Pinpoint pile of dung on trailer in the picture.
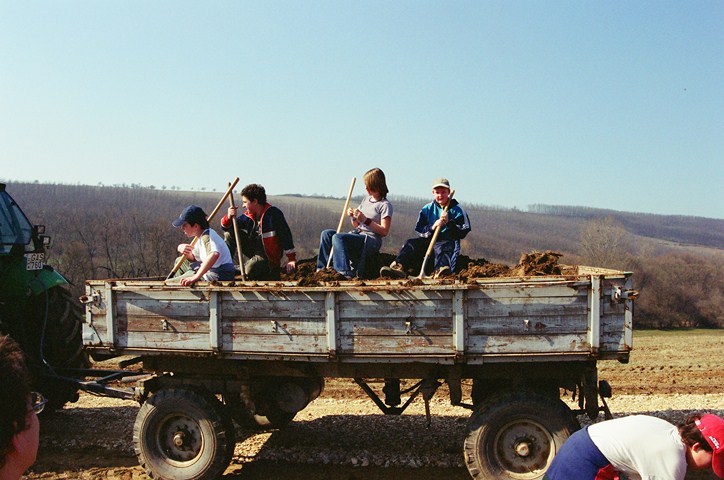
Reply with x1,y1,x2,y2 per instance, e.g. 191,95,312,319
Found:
281,250,573,287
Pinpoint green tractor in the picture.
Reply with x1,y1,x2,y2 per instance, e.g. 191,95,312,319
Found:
0,183,87,409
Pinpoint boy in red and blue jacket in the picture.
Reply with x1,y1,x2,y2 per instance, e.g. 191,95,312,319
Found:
220,183,296,280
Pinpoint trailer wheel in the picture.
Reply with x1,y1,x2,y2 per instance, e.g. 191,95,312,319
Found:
133,389,235,480
464,392,579,480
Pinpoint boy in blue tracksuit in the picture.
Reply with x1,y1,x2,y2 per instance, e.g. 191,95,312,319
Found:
381,178,471,278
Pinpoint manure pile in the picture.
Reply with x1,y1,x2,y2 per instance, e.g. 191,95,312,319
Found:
281,250,571,286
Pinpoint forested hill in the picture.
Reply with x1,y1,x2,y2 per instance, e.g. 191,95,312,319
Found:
5,181,723,328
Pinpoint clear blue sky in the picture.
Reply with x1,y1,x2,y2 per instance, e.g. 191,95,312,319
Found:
1,1,722,219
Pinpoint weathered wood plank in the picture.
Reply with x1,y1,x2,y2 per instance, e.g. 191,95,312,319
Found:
468,284,587,300
467,314,588,335
120,315,210,334
118,300,209,318
222,333,326,354
465,302,588,318
337,290,452,302
338,317,453,336
339,335,453,355
118,332,210,350
337,290,453,319
116,290,209,302
338,301,453,319
222,318,327,336
467,334,591,354
224,290,327,303
222,291,325,318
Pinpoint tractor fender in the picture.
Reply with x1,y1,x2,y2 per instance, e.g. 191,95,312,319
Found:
28,266,69,296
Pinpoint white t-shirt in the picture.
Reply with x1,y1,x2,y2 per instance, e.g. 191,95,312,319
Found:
588,415,687,480
193,229,233,268
355,195,393,242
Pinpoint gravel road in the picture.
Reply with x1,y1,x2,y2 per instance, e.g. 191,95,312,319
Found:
26,331,724,479
28,388,723,480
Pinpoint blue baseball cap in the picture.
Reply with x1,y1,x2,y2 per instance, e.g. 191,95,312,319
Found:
172,205,206,227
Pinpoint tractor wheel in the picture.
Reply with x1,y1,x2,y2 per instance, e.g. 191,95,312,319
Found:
133,388,236,480
26,286,89,410
464,391,580,480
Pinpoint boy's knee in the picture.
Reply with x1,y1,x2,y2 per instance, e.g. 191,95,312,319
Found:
245,255,271,280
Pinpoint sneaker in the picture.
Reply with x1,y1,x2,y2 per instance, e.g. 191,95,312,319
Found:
380,261,407,279
432,266,451,279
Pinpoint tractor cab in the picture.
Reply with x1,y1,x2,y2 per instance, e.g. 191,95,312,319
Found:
0,183,51,267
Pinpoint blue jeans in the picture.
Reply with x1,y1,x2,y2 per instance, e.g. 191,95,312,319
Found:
396,237,461,275
544,426,609,480
316,229,381,278
168,260,235,283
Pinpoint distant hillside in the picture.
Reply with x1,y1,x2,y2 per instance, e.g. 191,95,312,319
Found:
527,204,723,249
5,181,723,329
8,182,722,265
270,193,723,264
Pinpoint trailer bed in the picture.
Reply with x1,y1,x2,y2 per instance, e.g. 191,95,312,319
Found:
82,266,633,365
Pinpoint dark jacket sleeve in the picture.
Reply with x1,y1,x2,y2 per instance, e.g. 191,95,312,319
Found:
223,214,255,237
445,201,472,240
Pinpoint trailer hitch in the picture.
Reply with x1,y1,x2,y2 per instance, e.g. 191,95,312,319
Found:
42,367,146,401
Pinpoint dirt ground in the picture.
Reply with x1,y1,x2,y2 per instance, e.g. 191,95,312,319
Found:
25,330,723,480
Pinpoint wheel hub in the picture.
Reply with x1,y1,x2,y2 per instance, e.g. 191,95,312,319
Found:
173,430,187,447
494,419,554,478
159,417,202,462
514,439,531,457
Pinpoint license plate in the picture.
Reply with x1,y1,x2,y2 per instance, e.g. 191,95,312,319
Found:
25,253,45,271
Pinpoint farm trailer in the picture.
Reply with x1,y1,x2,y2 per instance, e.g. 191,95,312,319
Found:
81,266,636,480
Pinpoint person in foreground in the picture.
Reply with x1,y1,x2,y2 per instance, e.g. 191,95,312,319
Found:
317,168,392,279
544,413,724,480
220,183,297,280
0,335,44,480
168,205,235,286
380,177,471,279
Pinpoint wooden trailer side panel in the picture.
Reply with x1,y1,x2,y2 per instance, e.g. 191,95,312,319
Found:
220,290,328,354
337,290,455,355
82,272,634,361
465,283,591,354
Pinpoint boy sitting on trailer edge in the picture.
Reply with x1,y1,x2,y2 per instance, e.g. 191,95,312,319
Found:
168,204,235,286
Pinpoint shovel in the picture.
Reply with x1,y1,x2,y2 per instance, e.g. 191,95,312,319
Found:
227,183,246,281
326,177,357,269
418,189,455,279
166,178,240,279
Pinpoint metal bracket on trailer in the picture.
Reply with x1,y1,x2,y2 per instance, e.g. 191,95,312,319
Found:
353,377,442,428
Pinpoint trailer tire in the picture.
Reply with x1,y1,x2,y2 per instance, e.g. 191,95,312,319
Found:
133,389,235,480
464,392,579,480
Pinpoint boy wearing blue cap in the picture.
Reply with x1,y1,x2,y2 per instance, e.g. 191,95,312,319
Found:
168,205,235,285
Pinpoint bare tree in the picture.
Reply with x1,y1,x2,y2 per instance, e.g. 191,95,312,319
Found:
579,216,633,269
